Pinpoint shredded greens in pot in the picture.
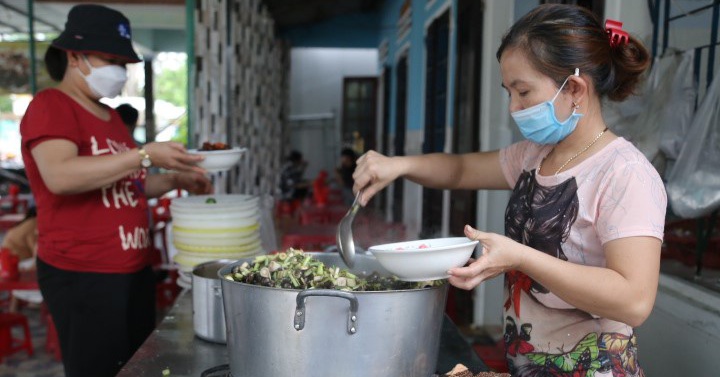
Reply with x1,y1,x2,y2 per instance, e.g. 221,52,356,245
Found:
224,248,444,291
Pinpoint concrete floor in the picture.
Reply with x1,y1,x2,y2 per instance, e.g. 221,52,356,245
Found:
660,258,720,294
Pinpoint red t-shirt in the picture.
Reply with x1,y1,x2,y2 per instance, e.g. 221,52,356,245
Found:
20,89,151,273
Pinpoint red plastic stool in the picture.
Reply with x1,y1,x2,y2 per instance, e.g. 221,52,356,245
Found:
45,314,61,362
281,233,336,251
276,200,301,218
0,312,33,362
156,269,181,311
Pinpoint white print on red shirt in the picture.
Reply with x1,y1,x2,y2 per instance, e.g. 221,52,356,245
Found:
101,181,140,209
119,225,151,250
91,135,131,155
90,135,146,210
90,136,149,251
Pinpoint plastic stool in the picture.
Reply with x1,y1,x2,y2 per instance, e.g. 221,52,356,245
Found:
156,269,181,311
45,314,61,362
276,200,301,218
0,312,33,362
281,233,336,251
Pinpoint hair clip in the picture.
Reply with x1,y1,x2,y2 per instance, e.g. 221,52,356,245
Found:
605,19,629,48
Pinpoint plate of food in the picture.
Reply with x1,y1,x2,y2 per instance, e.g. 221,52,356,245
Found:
189,142,246,172
368,237,479,281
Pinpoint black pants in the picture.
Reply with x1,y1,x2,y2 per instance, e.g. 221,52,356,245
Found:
37,257,156,377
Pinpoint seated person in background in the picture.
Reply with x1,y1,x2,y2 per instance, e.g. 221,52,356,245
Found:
334,148,357,205
279,150,309,207
115,103,142,146
2,206,37,263
1,206,42,311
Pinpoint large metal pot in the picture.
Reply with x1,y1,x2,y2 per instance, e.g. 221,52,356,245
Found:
192,259,234,343
218,253,449,377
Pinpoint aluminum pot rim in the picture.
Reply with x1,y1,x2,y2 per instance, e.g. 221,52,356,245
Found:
193,258,238,280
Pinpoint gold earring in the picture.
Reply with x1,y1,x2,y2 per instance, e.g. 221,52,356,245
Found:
572,101,580,109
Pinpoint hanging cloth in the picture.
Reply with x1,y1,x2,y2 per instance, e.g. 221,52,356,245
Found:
658,50,697,160
606,50,697,164
666,73,720,218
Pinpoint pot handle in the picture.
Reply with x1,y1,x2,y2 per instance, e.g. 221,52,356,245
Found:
294,289,359,335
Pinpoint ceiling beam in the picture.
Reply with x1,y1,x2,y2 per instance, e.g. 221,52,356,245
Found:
0,0,62,31
35,0,184,4
0,19,21,33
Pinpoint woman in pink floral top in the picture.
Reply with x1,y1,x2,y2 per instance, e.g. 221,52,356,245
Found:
353,4,665,376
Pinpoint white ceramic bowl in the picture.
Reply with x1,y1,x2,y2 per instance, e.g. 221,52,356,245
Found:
170,194,259,211
172,228,260,247
188,147,246,172
172,216,258,230
367,237,479,281
173,239,263,254
170,205,258,217
171,208,259,222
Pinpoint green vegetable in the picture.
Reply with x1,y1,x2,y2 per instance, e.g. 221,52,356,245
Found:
162,368,170,376
205,197,217,204
225,248,444,291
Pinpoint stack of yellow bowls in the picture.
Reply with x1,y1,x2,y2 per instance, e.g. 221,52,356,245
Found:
170,194,264,273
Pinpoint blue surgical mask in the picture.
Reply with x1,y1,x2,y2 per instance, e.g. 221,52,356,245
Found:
510,72,583,144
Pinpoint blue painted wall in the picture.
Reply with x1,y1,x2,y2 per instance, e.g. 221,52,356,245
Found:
279,12,381,48
282,0,460,139
377,0,457,136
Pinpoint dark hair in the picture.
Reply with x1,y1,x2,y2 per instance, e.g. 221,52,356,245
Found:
116,103,139,127
340,148,357,160
496,4,650,102
44,46,68,82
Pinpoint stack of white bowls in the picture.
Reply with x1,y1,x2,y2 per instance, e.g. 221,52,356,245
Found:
170,194,264,275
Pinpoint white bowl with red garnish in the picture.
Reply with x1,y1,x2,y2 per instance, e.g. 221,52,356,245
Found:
367,237,479,281
188,147,246,172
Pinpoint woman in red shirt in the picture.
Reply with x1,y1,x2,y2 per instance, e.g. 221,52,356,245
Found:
20,5,212,377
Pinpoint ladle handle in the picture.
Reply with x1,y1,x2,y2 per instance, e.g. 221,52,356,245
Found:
349,191,362,215
294,289,359,335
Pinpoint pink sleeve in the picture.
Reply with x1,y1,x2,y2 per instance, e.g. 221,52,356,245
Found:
596,161,667,244
499,141,533,188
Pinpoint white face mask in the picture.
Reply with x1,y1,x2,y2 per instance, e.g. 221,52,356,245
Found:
78,55,127,99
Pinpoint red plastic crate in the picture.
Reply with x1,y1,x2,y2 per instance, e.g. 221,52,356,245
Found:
663,217,720,268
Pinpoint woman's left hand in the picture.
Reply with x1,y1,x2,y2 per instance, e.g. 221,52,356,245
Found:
175,172,213,195
447,225,524,290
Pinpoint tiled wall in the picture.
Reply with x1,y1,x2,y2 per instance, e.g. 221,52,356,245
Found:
192,0,289,196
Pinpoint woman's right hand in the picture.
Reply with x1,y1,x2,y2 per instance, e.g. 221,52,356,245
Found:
352,150,405,206
142,142,206,173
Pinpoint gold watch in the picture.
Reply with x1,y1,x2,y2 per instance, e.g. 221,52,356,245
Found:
138,148,152,168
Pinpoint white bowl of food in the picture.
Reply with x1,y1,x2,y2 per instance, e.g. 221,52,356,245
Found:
367,237,479,281
188,147,246,172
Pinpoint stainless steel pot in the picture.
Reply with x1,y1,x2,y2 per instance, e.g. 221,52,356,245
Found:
218,253,449,377
192,259,234,343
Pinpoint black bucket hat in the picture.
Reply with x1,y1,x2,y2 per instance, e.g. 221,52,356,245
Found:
51,4,141,63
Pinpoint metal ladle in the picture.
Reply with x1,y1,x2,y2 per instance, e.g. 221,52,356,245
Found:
336,191,362,268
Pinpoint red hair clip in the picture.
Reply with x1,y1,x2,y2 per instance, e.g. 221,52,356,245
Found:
605,19,629,48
